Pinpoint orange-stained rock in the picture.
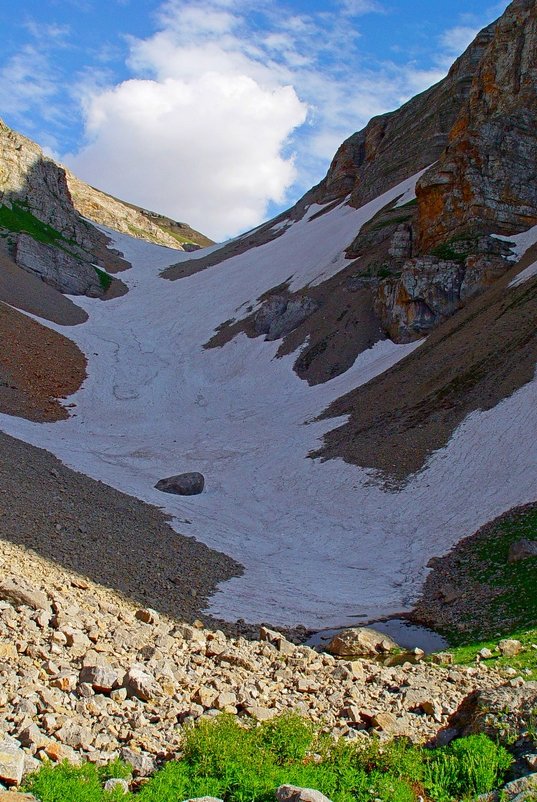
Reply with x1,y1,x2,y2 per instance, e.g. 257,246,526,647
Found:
416,0,537,252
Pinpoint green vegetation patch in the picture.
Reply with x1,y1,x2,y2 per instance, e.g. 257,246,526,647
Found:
0,201,63,245
23,715,513,802
94,266,113,291
454,506,536,642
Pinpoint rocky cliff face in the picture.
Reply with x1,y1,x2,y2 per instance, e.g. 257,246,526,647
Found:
416,0,537,251
305,22,496,210
295,0,537,343
0,119,211,300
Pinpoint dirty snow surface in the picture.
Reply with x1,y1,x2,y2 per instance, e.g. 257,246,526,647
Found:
1,173,537,628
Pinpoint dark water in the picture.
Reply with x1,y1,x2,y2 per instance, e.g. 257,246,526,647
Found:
306,618,448,654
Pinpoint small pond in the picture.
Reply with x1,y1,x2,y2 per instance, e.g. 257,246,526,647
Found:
306,617,448,655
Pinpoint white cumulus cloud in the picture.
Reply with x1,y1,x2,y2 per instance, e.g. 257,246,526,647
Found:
66,2,308,240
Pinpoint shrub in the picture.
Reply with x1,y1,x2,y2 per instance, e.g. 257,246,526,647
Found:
424,734,512,801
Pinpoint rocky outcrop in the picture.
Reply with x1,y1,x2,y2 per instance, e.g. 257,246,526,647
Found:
254,295,319,341
302,23,496,210
416,0,537,251
374,236,514,341
14,234,104,297
447,683,537,750
0,121,94,251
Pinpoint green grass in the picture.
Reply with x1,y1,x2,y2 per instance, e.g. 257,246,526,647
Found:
23,715,513,802
0,201,64,245
449,627,537,679
429,242,468,264
425,504,537,678
94,266,113,291
449,506,536,643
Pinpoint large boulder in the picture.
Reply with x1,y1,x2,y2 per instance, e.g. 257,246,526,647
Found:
155,472,205,496
326,627,399,657
446,683,537,750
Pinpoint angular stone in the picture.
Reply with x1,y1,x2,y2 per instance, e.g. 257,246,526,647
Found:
0,644,17,661
0,740,25,787
17,724,49,751
498,639,523,657
326,627,399,657
244,706,277,722
135,608,159,625
277,786,333,802
119,748,155,776
155,472,205,496
79,663,120,693
123,666,162,701
371,711,402,733
0,578,48,611
55,722,93,750
259,626,295,655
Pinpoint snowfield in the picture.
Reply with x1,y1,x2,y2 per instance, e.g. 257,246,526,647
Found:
1,171,536,628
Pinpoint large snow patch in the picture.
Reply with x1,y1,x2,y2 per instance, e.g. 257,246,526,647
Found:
1,171,536,628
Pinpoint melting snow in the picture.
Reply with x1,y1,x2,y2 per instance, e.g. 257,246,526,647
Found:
1,169,536,628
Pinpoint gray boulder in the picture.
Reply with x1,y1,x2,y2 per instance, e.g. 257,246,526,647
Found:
155,472,205,496
277,786,332,802
266,297,319,340
254,296,288,335
508,539,537,563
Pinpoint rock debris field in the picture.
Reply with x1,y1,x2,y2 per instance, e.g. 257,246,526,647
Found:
0,532,516,790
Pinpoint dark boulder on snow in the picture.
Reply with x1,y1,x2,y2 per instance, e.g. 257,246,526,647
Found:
155,472,205,496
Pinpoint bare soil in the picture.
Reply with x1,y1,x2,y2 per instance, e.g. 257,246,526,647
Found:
0,300,87,421
0,430,242,626
0,250,88,325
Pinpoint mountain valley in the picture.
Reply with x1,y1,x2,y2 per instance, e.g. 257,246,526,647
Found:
0,0,536,797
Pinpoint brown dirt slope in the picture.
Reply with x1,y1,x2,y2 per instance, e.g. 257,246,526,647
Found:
0,302,87,421
0,250,88,325
0,431,242,624
314,252,537,481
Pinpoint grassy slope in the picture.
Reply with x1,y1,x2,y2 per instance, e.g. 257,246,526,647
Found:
411,503,537,677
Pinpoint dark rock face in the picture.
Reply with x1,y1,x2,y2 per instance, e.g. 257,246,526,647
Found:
447,683,537,750
14,234,104,297
416,0,537,250
254,295,319,341
155,472,205,496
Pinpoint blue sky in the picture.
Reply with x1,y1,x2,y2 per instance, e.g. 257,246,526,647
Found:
0,0,509,239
